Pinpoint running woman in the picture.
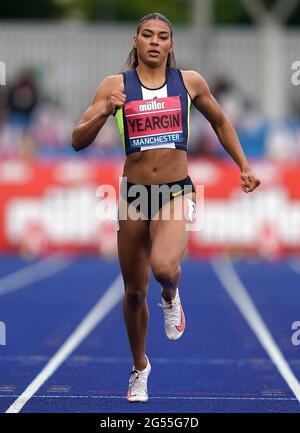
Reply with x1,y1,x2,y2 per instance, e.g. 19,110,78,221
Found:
72,12,261,403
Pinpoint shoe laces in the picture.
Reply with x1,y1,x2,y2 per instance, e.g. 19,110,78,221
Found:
158,297,181,325
128,369,147,394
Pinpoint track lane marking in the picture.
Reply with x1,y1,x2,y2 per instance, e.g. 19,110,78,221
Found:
0,254,70,296
288,260,300,276
0,394,298,401
5,273,124,413
211,257,300,404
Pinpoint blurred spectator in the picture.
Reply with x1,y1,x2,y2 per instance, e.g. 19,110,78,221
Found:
189,73,249,156
0,68,39,157
213,74,246,128
266,120,300,160
30,100,73,155
93,116,122,152
0,85,10,124
0,67,75,158
189,73,269,158
9,69,39,157
9,68,38,126
0,65,123,158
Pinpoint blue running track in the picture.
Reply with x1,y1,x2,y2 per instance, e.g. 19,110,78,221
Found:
0,255,300,413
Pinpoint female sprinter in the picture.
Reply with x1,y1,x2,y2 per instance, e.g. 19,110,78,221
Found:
72,12,261,403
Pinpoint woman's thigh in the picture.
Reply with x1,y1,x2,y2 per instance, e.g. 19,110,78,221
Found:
149,192,196,265
117,202,152,287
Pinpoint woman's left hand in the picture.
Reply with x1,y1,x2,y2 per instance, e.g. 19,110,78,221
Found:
240,167,261,193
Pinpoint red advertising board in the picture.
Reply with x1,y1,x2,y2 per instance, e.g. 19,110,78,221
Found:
0,157,299,258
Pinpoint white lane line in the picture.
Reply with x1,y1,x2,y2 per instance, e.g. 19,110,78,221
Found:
5,273,124,413
0,395,297,401
0,355,277,365
211,257,300,404
287,260,300,275
0,255,71,296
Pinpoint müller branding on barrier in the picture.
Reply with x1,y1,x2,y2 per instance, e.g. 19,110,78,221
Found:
1,159,300,256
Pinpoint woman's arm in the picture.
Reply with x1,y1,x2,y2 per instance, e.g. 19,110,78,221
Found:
72,74,125,151
182,70,260,193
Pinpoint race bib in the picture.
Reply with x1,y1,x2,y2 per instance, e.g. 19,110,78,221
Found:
124,96,183,150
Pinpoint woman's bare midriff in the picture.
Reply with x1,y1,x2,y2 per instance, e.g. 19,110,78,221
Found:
122,148,188,184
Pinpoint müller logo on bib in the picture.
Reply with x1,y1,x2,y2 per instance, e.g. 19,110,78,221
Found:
138,99,166,111
125,96,184,149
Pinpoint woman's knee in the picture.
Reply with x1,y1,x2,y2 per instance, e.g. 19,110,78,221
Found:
124,283,148,310
151,257,179,283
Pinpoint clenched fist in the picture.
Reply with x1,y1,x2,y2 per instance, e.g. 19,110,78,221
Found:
105,87,127,116
240,167,261,193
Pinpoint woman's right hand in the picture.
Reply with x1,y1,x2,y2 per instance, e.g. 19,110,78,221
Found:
105,87,127,116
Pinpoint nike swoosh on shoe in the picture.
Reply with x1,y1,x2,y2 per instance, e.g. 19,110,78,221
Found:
175,303,185,332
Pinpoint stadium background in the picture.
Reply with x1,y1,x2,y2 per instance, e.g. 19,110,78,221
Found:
1,0,300,414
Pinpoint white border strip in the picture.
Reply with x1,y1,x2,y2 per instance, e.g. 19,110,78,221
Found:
0,255,70,296
5,273,124,413
211,257,300,404
1,395,297,402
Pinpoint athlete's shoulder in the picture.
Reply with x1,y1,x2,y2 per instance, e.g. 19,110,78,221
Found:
101,74,124,90
180,70,206,82
92,74,124,103
180,70,210,100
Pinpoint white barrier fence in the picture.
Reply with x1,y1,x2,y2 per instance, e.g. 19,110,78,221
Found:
0,22,299,120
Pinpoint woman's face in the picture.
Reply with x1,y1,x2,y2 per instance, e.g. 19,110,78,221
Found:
134,19,173,67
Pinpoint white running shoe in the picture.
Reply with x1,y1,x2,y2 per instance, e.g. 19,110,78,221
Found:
127,354,151,403
158,287,186,340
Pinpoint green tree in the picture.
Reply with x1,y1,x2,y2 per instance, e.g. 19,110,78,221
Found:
0,0,65,19
215,0,300,25
215,0,251,24
0,0,299,25
70,0,189,23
